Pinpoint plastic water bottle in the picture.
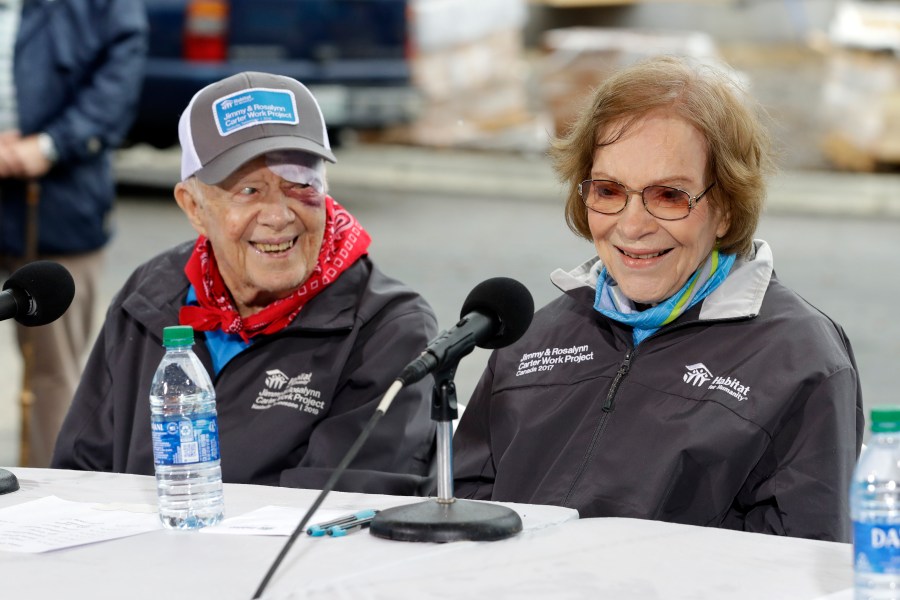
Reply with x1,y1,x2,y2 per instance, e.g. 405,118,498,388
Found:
149,325,224,529
851,406,900,599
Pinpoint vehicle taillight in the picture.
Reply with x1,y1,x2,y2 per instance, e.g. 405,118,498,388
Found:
184,0,229,62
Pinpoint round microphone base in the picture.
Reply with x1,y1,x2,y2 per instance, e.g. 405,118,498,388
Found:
369,498,522,543
0,468,19,495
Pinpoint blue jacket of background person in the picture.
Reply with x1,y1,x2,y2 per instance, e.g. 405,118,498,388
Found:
0,0,148,257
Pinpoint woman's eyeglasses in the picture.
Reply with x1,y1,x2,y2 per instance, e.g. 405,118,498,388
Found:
577,179,716,221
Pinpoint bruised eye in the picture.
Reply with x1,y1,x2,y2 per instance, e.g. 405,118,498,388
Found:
286,183,323,205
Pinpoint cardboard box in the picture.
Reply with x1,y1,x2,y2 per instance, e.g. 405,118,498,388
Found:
412,29,527,103
374,21,541,149
411,0,527,52
374,79,534,148
536,27,734,137
820,47,900,170
828,1,900,54
821,2,900,170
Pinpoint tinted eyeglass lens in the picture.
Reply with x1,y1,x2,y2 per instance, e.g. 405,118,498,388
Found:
582,180,628,213
644,186,691,219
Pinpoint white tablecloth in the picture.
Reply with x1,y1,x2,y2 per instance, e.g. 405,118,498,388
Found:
0,467,853,600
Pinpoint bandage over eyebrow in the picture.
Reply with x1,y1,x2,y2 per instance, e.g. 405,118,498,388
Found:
265,151,325,193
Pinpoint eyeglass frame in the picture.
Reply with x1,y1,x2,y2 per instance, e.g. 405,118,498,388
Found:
577,179,717,221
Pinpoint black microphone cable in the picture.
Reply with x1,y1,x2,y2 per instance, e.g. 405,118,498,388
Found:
251,380,404,599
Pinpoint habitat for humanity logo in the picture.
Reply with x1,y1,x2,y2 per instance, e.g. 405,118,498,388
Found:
252,369,324,414
683,363,713,386
683,363,750,402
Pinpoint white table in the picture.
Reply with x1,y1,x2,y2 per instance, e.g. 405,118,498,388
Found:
0,467,853,600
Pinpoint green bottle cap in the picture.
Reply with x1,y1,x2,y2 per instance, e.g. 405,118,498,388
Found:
162,325,194,347
871,407,900,433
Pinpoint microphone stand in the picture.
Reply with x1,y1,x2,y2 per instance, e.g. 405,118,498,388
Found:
369,362,522,542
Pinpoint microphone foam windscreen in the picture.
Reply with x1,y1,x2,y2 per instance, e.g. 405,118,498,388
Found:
461,277,534,349
3,260,76,326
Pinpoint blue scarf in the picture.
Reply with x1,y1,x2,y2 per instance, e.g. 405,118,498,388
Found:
593,248,736,346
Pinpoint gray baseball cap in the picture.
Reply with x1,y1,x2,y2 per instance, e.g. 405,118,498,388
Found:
178,71,336,184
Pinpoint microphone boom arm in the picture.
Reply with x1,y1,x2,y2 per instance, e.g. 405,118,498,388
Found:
398,312,497,386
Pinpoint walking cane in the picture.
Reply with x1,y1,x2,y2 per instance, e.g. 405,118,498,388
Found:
18,179,39,466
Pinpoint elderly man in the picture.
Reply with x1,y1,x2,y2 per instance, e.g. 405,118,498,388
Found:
52,72,437,495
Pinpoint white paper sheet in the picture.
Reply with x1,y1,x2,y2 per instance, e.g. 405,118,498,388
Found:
200,505,359,536
0,495,160,553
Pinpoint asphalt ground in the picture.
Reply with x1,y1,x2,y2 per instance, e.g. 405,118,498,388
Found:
1,142,899,467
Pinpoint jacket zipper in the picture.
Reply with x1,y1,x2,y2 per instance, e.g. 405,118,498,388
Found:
563,348,634,506
602,350,632,412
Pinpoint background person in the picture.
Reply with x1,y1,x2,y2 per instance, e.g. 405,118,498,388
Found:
452,55,863,541
0,0,148,467
52,72,437,495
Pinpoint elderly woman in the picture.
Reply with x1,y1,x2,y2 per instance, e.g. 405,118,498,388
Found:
52,72,437,495
452,56,863,541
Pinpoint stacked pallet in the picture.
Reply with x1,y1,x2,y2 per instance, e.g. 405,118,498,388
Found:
821,1,900,171
536,27,738,139
370,0,544,150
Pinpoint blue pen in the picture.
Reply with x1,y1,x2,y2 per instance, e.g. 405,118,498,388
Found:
306,509,378,537
327,511,379,537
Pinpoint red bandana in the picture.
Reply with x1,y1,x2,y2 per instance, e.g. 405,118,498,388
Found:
179,196,371,342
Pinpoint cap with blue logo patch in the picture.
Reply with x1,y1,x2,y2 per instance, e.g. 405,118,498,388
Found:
178,71,337,184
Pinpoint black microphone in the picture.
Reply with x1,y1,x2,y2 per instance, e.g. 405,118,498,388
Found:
0,260,75,327
397,277,534,385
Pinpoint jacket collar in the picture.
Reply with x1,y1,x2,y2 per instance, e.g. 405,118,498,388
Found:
551,239,774,321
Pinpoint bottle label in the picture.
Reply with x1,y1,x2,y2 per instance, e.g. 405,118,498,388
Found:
151,413,220,466
854,523,900,574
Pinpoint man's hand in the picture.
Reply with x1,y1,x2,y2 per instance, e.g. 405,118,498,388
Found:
0,131,52,179
13,134,53,179
0,130,23,178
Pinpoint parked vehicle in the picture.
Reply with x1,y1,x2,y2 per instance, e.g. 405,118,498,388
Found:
128,0,421,148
